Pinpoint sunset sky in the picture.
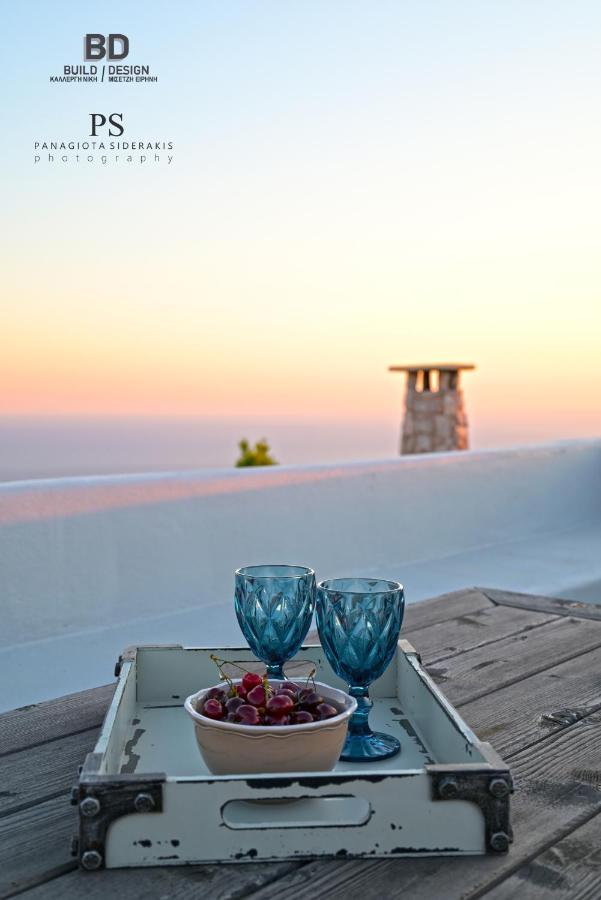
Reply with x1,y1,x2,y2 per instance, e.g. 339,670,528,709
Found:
3,1,600,448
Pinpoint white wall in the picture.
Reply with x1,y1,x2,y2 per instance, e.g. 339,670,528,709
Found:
2,440,600,649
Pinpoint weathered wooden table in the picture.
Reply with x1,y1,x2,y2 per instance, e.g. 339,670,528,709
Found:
2,587,601,899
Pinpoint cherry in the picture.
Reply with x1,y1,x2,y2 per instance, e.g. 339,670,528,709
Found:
247,685,267,707
201,674,341,727
206,687,228,704
242,672,263,691
275,689,297,702
299,691,325,710
237,704,260,725
203,698,225,720
316,703,338,719
266,694,294,717
265,714,291,726
291,710,314,724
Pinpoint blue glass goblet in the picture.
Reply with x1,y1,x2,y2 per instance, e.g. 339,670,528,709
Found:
316,577,405,762
235,565,316,679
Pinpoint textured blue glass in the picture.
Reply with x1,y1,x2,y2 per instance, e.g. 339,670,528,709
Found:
317,578,405,762
235,565,316,678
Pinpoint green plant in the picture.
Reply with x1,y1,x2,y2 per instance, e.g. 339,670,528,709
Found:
235,438,278,468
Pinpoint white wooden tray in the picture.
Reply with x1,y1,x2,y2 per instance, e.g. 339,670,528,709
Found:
71,641,513,869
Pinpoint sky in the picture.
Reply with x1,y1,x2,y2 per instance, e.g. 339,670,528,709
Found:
2,1,600,450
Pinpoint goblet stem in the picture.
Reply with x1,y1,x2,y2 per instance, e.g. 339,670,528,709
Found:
347,686,374,737
341,684,401,762
266,662,285,679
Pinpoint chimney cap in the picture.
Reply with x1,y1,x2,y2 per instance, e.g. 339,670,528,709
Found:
389,363,475,373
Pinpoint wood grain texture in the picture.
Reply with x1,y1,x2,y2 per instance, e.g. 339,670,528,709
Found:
0,796,77,899
9,861,301,900
240,711,601,900
409,605,557,665
307,590,539,660
460,643,601,757
6,639,597,900
482,809,601,899
0,684,114,756
427,615,601,707
0,729,99,818
481,587,601,621
5,587,601,900
403,588,493,632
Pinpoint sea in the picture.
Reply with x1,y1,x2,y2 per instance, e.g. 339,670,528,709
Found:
0,416,402,483
0,415,591,483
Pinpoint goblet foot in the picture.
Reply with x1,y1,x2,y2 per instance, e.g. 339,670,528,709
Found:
266,663,286,679
340,731,401,762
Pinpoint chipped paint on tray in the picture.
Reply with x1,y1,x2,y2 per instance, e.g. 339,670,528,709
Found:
120,727,145,774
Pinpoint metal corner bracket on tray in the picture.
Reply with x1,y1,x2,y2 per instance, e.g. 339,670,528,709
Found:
428,764,514,853
70,752,166,871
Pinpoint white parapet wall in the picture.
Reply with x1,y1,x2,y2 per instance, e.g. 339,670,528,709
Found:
1,439,600,709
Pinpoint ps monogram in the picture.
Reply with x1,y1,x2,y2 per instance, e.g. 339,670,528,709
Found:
89,113,125,137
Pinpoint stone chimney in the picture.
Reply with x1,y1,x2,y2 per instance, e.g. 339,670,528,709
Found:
389,363,475,454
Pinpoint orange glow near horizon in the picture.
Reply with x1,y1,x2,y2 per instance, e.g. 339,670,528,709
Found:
3,237,600,441
3,3,600,448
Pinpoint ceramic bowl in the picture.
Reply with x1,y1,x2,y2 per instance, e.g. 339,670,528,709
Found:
185,679,357,775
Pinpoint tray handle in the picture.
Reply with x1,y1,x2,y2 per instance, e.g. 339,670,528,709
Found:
221,795,371,829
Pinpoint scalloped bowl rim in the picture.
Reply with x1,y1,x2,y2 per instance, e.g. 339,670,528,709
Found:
185,679,357,735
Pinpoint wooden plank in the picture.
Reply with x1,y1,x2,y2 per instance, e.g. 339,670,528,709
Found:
238,710,601,900
0,796,77,899
4,589,597,899
403,588,493,632
307,588,508,655
12,635,601,900
482,809,601,899
426,615,601,707
461,643,601,757
14,655,597,900
410,605,557,666
0,729,99,817
0,684,114,756
481,587,601,621
0,742,299,898
0,757,301,900
0,734,300,898
10,861,301,899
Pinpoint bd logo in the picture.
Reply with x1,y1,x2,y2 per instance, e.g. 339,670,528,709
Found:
84,34,129,60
